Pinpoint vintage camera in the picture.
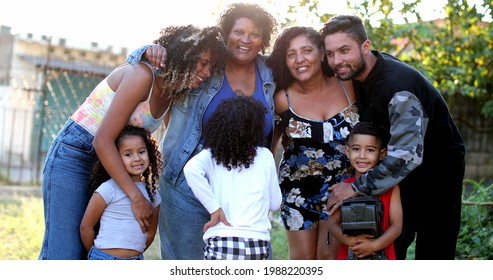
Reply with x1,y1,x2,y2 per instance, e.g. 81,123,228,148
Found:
340,195,387,260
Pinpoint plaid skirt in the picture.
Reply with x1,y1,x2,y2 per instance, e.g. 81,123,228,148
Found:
204,236,270,260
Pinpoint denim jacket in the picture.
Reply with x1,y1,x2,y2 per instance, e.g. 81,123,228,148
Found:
126,47,276,186
126,44,162,76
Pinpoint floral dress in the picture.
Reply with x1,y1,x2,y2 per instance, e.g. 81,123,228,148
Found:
276,86,359,231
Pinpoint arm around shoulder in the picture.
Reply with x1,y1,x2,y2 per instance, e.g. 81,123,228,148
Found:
126,44,167,70
353,92,426,196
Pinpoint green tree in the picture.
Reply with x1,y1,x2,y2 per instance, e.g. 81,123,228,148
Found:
408,1,493,117
286,0,493,118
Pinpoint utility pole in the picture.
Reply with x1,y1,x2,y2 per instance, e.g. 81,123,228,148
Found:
35,35,52,184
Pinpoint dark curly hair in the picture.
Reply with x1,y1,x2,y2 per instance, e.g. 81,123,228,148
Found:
153,25,227,101
218,3,277,54
88,126,163,203
203,96,267,171
266,26,334,91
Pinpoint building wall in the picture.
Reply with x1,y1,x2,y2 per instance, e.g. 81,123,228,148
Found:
0,26,128,183
451,95,493,182
0,26,14,85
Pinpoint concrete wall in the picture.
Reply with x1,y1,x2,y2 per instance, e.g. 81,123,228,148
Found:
450,95,493,182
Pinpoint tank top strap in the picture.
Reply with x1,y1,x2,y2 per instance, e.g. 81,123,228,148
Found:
139,61,156,100
339,79,351,105
285,89,293,109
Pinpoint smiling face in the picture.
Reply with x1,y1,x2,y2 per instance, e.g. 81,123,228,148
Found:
190,50,213,89
226,17,263,65
285,34,324,82
324,32,370,81
345,134,386,177
118,135,150,181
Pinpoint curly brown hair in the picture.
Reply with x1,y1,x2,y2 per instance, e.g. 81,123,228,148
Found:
88,126,163,202
218,2,277,54
154,25,227,101
203,96,267,171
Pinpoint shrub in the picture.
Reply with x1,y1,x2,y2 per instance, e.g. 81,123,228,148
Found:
456,179,493,260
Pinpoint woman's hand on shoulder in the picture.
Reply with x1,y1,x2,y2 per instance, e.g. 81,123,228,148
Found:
144,45,167,69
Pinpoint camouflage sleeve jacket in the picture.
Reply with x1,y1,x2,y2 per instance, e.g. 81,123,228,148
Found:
353,91,428,195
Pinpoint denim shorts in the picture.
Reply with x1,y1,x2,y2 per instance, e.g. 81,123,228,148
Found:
88,246,144,260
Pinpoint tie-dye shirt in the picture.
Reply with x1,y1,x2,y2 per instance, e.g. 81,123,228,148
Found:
71,63,165,135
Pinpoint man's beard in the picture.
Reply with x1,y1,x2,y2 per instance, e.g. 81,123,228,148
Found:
334,51,366,81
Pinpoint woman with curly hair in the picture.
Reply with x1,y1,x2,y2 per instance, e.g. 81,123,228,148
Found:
80,125,163,260
39,25,226,260
266,26,359,259
126,3,278,259
184,97,282,260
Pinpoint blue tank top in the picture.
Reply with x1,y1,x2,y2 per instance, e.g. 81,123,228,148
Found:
201,67,273,146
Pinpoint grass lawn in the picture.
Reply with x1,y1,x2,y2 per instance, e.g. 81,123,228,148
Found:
0,186,288,260
0,185,416,260
0,190,44,260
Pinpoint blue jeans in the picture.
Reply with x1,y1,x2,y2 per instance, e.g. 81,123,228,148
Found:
158,174,210,260
87,246,144,260
38,118,98,260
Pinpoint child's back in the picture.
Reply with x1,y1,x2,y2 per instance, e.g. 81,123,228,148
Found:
184,97,282,260
185,147,281,242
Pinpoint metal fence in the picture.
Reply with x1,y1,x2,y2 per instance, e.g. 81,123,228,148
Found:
0,68,165,185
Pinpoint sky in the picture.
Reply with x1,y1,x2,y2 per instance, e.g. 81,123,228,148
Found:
1,0,448,52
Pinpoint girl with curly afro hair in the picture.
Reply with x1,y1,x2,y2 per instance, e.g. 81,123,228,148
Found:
184,97,282,260
154,25,227,101
203,96,267,170
81,125,163,260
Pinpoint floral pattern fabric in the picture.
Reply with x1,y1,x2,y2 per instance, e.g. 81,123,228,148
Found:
277,102,359,231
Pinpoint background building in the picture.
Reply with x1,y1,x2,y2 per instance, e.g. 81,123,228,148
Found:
0,25,132,183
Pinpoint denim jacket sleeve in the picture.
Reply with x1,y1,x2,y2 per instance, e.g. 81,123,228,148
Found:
126,44,161,76
125,44,155,65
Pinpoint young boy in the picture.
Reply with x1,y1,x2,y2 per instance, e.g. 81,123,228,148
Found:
328,121,403,260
